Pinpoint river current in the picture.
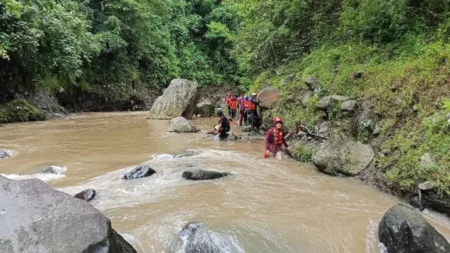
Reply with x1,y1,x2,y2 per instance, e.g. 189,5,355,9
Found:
1,112,449,252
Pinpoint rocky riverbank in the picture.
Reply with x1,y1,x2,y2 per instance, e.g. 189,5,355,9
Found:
255,73,450,219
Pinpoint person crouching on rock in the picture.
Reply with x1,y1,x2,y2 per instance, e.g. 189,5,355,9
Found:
216,110,231,140
265,117,291,160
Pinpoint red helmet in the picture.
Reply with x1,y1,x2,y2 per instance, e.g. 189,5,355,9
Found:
274,117,283,124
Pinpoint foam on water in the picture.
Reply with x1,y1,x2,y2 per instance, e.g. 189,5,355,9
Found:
1,173,65,182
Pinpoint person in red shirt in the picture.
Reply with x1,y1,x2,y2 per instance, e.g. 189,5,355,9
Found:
265,117,291,160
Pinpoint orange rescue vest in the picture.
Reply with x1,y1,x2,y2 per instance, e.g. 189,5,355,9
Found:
273,128,283,145
231,99,238,109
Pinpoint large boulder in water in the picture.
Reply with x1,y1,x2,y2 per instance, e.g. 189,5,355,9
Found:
379,204,450,253
168,117,200,133
257,86,280,109
177,222,244,253
311,139,374,176
149,79,199,119
122,165,156,180
182,170,231,181
0,175,136,253
74,189,96,202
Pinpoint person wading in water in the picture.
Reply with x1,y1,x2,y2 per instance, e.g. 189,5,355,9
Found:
216,110,231,140
265,117,291,160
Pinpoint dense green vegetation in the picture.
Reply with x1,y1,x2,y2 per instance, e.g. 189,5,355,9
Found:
1,0,449,195
229,0,450,194
0,0,248,103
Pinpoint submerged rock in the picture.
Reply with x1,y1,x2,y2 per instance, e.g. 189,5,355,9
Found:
168,117,200,133
39,166,67,175
0,175,136,253
257,86,281,109
182,170,231,181
213,133,238,141
122,165,156,180
74,189,96,202
177,222,244,253
241,125,252,132
379,204,450,253
149,79,199,119
311,139,374,176
0,150,10,159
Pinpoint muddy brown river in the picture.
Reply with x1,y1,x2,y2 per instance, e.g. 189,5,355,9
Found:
1,112,449,252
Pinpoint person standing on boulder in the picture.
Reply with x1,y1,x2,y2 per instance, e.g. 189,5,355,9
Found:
265,117,291,160
216,110,230,140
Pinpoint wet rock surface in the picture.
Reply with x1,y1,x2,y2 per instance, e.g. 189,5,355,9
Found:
168,117,200,133
75,189,96,202
182,170,231,181
122,165,156,180
379,204,450,253
0,175,136,253
311,139,374,176
149,79,199,119
39,166,67,175
176,222,244,253
0,149,10,159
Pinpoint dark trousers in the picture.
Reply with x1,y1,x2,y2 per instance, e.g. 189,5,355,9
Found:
227,106,232,117
239,110,247,126
231,109,236,119
249,110,258,129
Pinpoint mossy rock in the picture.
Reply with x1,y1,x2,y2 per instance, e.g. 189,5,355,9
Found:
0,99,46,123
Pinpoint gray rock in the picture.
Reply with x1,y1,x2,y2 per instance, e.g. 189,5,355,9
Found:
421,191,450,217
409,196,425,211
257,86,280,109
74,189,96,202
149,79,199,119
282,74,296,86
0,150,10,159
39,166,67,175
305,77,322,94
168,117,200,133
446,112,450,121
311,140,374,176
213,133,238,141
122,165,156,180
420,153,437,168
241,125,252,132
182,170,231,181
176,223,244,253
317,121,330,137
351,110,377,143
316,96,350,110
418,181,437,191
0,176,136,253
300,90,313,107
379,204,450,253
196,99,216,117
340,100,358,112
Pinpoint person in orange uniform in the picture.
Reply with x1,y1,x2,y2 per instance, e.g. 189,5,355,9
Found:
265,117,291,160
230,96,238,120
225,93,232,118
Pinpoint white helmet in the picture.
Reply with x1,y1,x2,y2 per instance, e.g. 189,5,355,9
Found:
251,93,257,96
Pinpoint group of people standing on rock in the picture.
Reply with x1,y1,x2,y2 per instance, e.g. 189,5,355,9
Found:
215,93,291,160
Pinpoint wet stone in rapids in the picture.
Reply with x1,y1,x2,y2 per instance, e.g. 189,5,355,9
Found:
75,189,96,202
122,165,156,180
182,169,231,181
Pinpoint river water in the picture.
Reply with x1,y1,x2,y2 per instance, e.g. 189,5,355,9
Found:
1,112,449,253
